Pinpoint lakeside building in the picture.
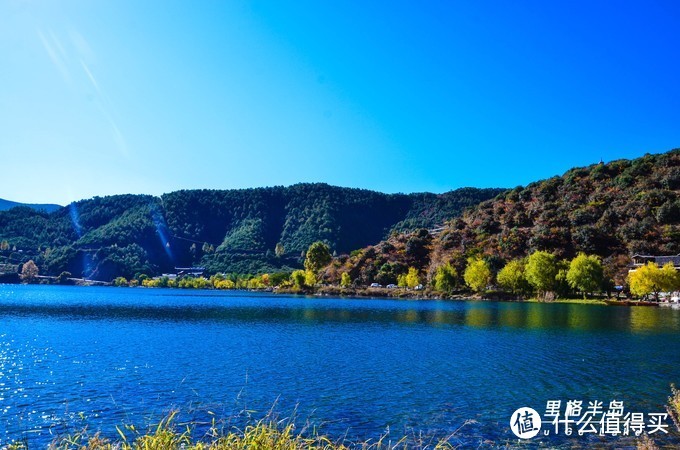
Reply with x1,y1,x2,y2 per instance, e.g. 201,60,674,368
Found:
154,267,206,281
630,254,680,271
175,267,206,277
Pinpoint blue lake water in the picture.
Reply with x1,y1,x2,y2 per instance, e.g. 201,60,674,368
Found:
1,285,679,448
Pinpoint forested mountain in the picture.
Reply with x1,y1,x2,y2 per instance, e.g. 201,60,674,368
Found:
0,198,61,213
0,184,503,280
322,149,680,287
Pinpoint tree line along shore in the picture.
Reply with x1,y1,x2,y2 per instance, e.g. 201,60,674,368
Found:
11,240,676,303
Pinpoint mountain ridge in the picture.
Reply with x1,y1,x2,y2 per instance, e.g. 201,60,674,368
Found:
0,183,504,280
321,149,680,288
0,198,61,213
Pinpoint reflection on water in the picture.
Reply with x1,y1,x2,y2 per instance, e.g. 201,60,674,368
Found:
1,291,679,333
0,285,679,449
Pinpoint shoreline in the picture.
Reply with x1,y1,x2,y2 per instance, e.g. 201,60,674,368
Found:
2,281,630,306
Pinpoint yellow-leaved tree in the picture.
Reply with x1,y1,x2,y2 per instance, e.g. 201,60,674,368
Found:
629,262,680,299
464,257,491,293
340,272,352,288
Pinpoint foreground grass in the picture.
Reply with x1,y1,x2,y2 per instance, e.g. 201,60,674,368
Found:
5,387,680,450
4,413,462,450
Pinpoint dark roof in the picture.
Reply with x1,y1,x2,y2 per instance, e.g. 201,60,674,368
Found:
631,254,680,266
655,255,680,266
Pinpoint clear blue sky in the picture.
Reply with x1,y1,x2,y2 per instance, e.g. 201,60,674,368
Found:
2,1,679,205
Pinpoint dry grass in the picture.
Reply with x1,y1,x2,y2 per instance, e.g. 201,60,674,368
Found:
635,384,680,450
666,384,680,432
636,434,660,450
3,411,463,450
8,384,680,449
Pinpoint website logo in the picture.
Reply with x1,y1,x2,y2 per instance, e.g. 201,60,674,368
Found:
510,407,541,439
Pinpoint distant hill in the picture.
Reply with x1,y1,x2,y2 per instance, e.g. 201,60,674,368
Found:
0,198,61,213
0,184,503,280
321,149,680,287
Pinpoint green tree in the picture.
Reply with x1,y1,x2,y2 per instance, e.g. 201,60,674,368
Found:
376,262,401,286
304,241,332,273
20,260,39,283
434,263,457,292
275,242,285,257
566,253,604,298
340,272,352,288
210,273,226,285
269,272,290,286
113,276,129,287
0,240,9,251
56,271,72,285
291,270,306,288
525,251,558,296
464,257,491,293
554,260,572,299
497,259,529,295
137,274,150,284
